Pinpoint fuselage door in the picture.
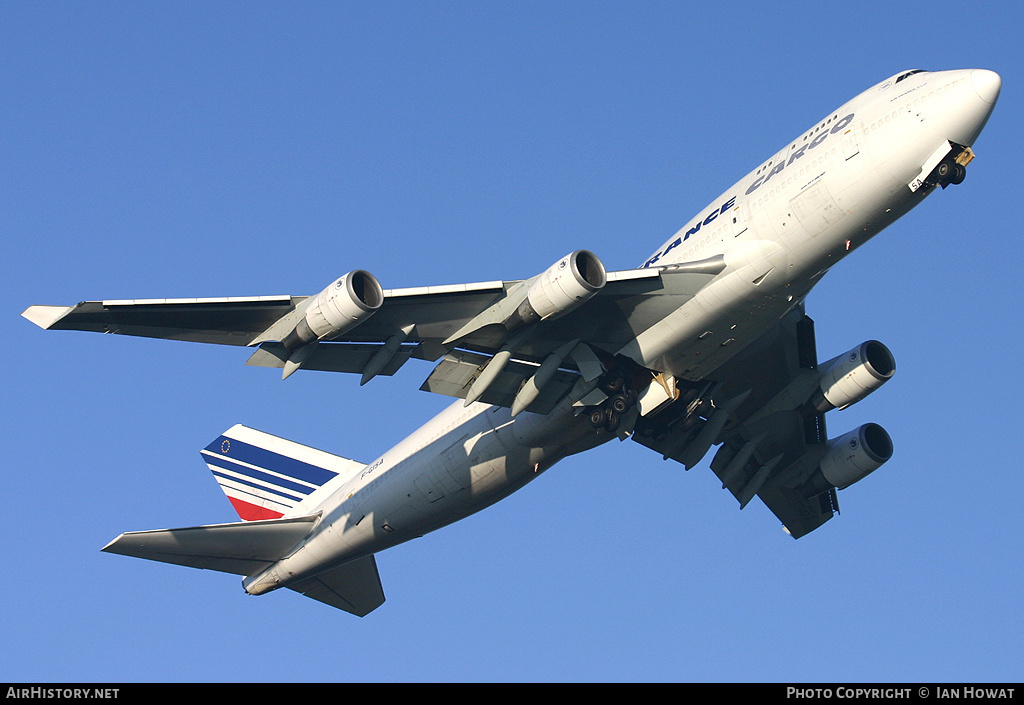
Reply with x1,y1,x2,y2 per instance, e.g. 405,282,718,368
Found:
730,199,748,238
841,121,861,161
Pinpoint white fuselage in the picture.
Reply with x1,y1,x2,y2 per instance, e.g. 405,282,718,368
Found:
244,69,1000,596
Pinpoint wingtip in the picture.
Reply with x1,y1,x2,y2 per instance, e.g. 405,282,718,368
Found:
21,305,72,329
100,533,129,554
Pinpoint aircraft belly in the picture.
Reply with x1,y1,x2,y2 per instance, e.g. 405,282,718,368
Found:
329,400,611,560
620,241,793,380
281,405,551,582
659,296,796,381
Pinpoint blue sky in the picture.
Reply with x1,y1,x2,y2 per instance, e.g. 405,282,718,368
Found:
4,1,1022,683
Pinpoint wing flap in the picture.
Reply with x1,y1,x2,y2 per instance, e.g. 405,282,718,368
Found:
245,341,417,377
420,349,580,413
101,514,319,576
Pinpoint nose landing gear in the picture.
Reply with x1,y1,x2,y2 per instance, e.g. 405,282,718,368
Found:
934,159,966,188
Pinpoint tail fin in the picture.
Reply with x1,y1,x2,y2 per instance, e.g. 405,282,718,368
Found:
201,424,365,521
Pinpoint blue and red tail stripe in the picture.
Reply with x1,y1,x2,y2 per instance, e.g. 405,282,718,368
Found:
201,430,342,521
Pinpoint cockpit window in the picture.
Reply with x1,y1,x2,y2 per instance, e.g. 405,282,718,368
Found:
895,70,927,84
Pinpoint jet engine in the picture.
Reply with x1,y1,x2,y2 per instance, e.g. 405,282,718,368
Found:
505,250,606,329
283,270,384,349
811,423,893,491
812,340,896,412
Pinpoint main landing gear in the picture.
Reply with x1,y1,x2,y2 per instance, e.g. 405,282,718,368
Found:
587,368,637,434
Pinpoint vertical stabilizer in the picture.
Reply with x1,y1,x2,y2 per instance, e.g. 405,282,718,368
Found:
201,425,365,520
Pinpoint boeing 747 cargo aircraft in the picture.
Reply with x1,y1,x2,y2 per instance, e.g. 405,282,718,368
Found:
23,68,1001,616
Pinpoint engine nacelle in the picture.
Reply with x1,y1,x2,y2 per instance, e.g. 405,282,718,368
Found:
283,270,383,349
813,340,896,412
814,423,893,490
506,250,606,329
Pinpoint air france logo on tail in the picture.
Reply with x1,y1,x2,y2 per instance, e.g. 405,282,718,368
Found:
201,426,341,521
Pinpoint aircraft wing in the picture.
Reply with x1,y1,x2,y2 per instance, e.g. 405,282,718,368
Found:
632,306,841,538
22,296,301,347
23,254,726,408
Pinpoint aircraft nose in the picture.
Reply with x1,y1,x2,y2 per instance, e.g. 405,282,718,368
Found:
943,68,1001,146
970,69,1001,105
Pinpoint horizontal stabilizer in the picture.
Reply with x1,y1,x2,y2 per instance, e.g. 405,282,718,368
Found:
288,555,386,617
102,515,319,576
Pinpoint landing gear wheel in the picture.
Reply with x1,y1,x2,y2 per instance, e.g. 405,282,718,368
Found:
604,410,621,434
600,371,625,394
588,404,625,433
934,160,965,189
610,393,631,414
